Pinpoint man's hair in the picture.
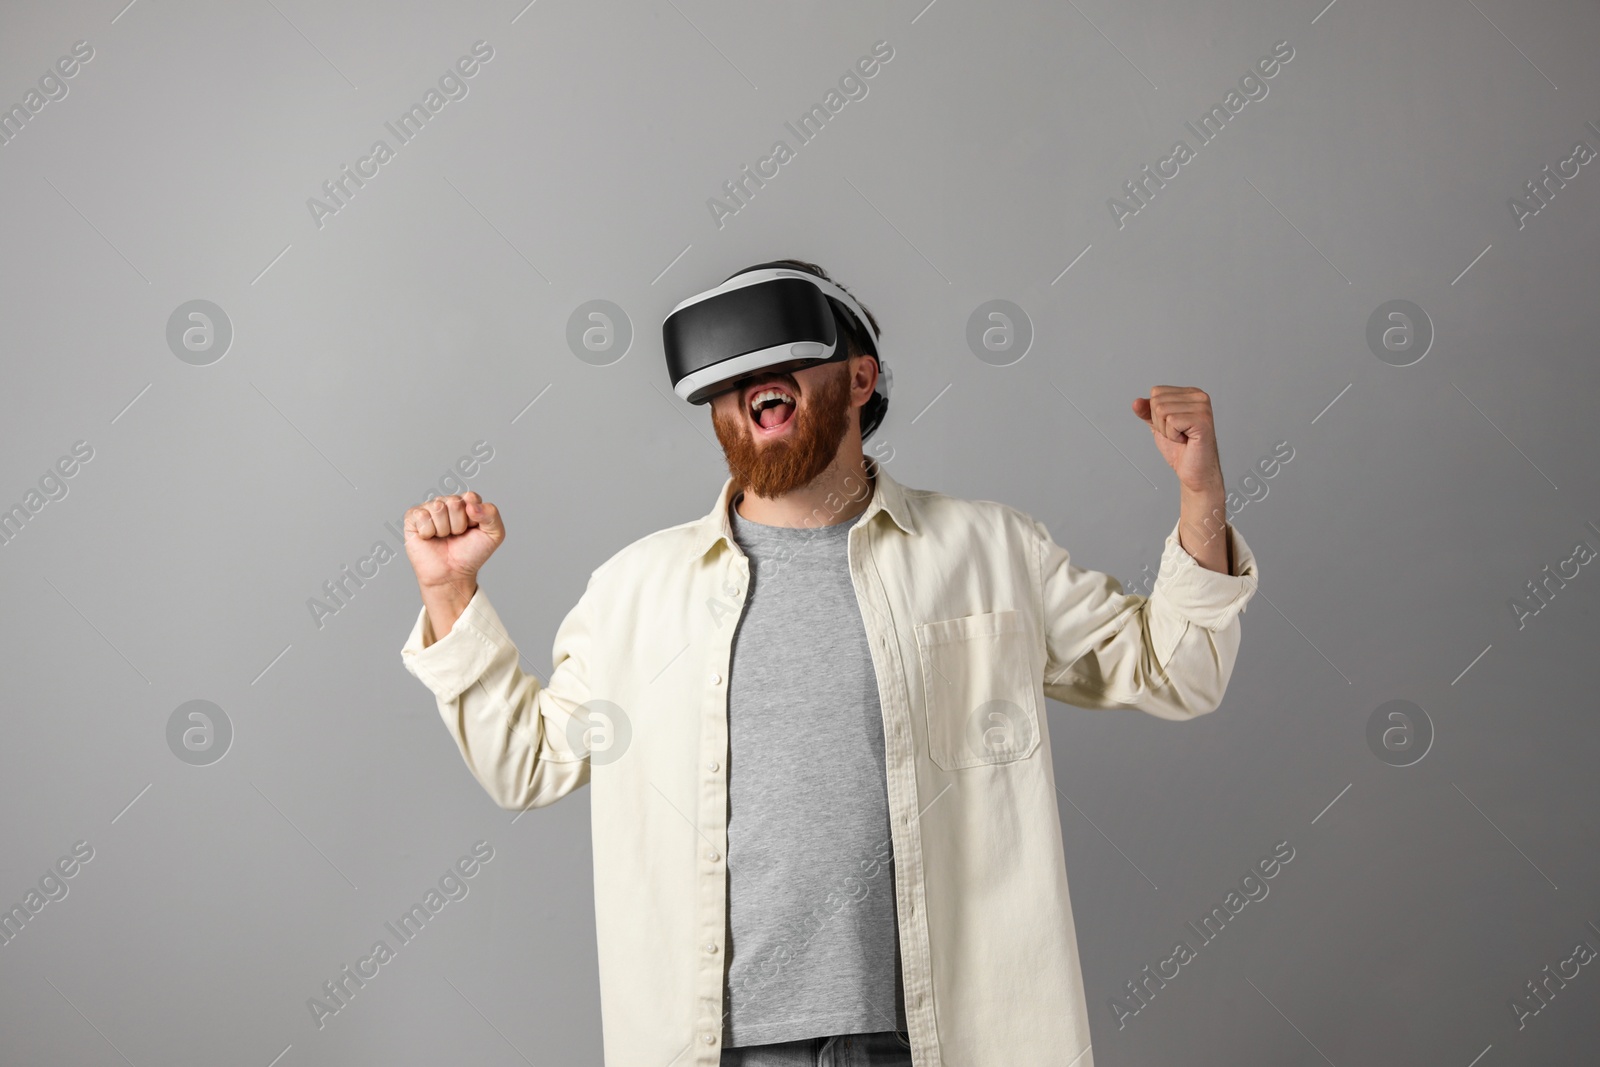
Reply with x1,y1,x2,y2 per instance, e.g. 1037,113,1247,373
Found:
727,258,882,363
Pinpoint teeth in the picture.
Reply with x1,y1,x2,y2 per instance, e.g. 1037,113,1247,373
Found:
749,387,794,414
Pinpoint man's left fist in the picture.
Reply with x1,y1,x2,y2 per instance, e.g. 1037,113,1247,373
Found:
1132,385,1224,493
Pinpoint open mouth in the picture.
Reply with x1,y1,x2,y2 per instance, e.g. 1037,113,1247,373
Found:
746,382,797,435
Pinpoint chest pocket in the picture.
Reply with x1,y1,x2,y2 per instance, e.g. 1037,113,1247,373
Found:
914,609,1041,770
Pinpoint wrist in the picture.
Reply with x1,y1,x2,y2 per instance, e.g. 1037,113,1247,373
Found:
1179,475,1225,498
420,577,477,610
420,572,477,592
418,578,477,645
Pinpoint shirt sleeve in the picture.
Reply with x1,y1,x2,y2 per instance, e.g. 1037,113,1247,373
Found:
400,582,594,810
1034,516,1259,719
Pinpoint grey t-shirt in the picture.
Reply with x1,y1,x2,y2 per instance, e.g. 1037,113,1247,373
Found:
721,496,906,1047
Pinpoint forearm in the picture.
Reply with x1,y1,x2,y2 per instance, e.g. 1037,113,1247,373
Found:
1177,483,1231,575
419,578,478,645
404,593,589,812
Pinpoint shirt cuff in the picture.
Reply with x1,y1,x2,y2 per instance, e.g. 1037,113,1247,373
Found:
399,586,512,703
1148,518,1260,631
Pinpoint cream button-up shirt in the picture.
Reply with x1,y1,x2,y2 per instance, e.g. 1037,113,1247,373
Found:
400,466,1259,1067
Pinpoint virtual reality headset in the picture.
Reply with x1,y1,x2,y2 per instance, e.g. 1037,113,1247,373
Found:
662,262,891,440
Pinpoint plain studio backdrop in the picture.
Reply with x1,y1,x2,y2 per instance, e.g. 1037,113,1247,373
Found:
2,1,1598,1064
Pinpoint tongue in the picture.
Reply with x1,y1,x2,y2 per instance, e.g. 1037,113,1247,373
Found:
759,402,793,429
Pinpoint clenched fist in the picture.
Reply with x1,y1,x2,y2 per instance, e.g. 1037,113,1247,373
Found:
1132,385,1224,494
404,491,505,640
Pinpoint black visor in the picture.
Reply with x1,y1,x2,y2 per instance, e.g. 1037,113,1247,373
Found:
664,277,848,404
662,264,890,439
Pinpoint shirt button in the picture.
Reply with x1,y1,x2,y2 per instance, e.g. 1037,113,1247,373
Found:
703,1034,717,1045
706,850,720,862
709,672,722,685
706,761,719,773
705,942,719,954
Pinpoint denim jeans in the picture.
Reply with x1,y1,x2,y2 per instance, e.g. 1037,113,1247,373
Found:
720,1030,914,1066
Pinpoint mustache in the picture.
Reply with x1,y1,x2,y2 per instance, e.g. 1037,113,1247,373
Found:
732,370,802,401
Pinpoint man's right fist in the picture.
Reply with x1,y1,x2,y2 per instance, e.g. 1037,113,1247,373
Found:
404,491,505,591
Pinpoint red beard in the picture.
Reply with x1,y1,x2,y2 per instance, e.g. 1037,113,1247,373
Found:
711,362,852,498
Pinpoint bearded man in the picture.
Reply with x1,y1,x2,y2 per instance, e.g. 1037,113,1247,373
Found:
400,258,1260,1067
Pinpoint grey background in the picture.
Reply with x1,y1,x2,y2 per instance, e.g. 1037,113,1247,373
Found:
2,1,1597,1064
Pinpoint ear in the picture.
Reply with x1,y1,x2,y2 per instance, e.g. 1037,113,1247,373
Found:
850,353,879,408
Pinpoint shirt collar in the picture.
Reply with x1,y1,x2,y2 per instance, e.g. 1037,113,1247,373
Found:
686,462,917,562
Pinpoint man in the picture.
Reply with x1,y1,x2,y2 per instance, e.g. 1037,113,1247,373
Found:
400,259,1259,1066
